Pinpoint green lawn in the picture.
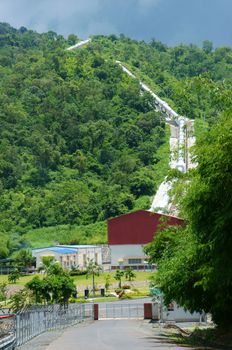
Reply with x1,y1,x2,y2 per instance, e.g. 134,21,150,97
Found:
72,271,153,287
0,271,154,290
0,274,35,285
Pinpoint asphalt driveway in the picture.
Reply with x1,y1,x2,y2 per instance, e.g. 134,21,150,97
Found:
43,320,194,350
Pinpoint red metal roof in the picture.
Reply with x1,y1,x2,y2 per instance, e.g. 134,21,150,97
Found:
108,210,184,245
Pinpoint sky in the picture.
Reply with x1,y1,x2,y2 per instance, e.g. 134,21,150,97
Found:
0,0,232,47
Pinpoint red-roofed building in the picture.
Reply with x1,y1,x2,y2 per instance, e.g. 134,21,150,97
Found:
108,210,184,269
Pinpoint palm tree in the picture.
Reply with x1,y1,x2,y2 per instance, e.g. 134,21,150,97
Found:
86,259,102,296
39,256,56,274
114,269,124,288
124,267,136,282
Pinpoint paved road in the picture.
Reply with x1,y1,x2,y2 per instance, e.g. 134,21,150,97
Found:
43,320,193,350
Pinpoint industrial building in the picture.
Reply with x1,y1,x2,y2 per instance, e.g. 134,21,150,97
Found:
108,210,184,270
32,244,110,271
32,210,183,271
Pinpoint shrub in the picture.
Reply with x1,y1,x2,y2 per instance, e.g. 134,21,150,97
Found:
122,285,131,289
114,288,122,295
119,293,132,300
69,269,87,276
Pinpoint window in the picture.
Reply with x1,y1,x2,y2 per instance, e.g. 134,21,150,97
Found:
128,259,142,265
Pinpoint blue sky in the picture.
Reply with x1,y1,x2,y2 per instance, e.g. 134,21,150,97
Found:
0,0,231,47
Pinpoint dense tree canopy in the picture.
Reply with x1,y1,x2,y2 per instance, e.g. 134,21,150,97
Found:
0,23,232,255
146,112,232,327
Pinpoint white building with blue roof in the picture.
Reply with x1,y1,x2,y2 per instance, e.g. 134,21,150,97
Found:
32,244,109,270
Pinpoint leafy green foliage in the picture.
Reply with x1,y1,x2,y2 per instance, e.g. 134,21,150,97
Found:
13,249,35,272
104,273,111,292
147,112,232,328
144,225,182,263
8,267,21,284
26,261,76,304
114,269,124,288
0,24,232,258
26,274,76,304
124,267,136,281
0,282,7,303
9,288,33,313
0,23,169,254
86,259,102,296
23,221,107,247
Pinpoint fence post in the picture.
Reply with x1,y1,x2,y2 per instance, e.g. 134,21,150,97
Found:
152,303,159,320
144,303,152,319
93,304,99,320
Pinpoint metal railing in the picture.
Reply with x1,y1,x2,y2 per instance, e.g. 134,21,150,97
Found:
15,303,93,347
99,303,144,319
0,314,16,350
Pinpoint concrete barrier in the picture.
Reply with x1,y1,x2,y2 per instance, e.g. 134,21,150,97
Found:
152,302,205,323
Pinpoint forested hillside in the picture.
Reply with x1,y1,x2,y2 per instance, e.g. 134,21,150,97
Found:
0,23,232,255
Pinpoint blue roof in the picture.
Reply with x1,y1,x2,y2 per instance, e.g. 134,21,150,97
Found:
32,244,99,253
59,245,98,249
32,247,77,254
49,248,77,254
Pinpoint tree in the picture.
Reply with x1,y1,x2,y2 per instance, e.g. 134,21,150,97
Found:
42,275,76,304
144,225,181,263
26,264,76,305
8,267,21,284
124,267,136,282
9,288,33,313
14,249,35,273
67,34,78,45
181,112,232,327
86,259,102,296
104,274,111,292
148,112,232,328
0,283,7,304
0,234,9,258
202,40,213,54
1,23,232,259
114,270,124,288
39,256,56,274
130,169,155,197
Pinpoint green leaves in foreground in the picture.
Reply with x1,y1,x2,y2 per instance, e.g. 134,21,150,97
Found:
147,112,232,327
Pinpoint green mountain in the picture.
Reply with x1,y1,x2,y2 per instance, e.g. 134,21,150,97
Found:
0,23,232,255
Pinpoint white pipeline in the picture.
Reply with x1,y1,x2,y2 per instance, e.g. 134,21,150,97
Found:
66,38,91,51
116,62,196,213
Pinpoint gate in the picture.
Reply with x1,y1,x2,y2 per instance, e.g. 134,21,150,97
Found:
99,303,144,320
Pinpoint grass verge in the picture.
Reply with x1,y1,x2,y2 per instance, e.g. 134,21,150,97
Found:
166,326,232,349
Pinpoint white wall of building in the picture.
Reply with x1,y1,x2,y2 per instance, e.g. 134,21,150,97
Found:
76,247,102,268
33,246,103,270
110,244,147,266
33,250,77,270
